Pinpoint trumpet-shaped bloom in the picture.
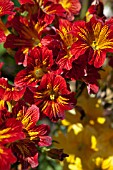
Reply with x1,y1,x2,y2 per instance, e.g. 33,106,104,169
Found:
71,16,113,68
34,72,76,122
14,47,53,88
49,0,81,20
0,77,25,101
0,145,16,170
0,118,25,170
0,0,14,16
4,9,54,66
11,104,52,168
56,19,77,70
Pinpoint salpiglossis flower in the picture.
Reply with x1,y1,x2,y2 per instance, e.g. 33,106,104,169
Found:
0,118,25,145
86,0,104,22
14,46,54,88
38,0,65,17
4,5,54,66
71,16,113,68
56,19,77,70
0,0,14,17
10,104,52,168
0,118,25,170
0,145,17,170
0,77,25,101
50,0,81,20
34,72,76,122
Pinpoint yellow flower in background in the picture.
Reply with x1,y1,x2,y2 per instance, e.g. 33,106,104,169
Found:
96,128,113,158
53,125,99,170
77,88,104,122
94,156,113,170
68,157,83,170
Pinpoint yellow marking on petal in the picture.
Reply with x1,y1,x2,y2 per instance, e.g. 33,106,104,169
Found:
17,110,24,121
51,102,56,116
57,96,69,105
23,48,29,54
28,131,39,140
0,100,4,109
6,101,12,112
0,148,3,154
53,85,60,94
22,116,33,130
42,101,49,111
59,0,71,10
0,128,11,141
64,50,73,59
86,11,93,22
6,88,10,91
59,28,77,49
42,5,56,14
78,27,90,42
52,102,59,115
0,128,11,135
0,19,10,36
35,22,43,34
0,6,3,14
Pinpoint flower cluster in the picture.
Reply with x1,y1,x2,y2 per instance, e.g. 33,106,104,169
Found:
1,0,113,169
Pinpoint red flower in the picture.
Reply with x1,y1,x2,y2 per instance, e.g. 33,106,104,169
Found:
0,0,14,16
10,104,52,168
4,11,54,66
0,118,25,144
34,72,76,122
0,77,25,101
56,19,77,70
0,145,16,170
11,139,39,169
14,47,54,88
0,18,10,43
16,104,52,146
86,0,104,22
71,16,113,68
52,0,81,20
38,0,65,17
27,153,39,168
62,54,87,80
0,118,25,170
82,64,100,94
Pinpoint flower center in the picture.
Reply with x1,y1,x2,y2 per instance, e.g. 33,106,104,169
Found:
50,93,56,100
33,66,47,79
91,40,99,50
0,7,3,15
